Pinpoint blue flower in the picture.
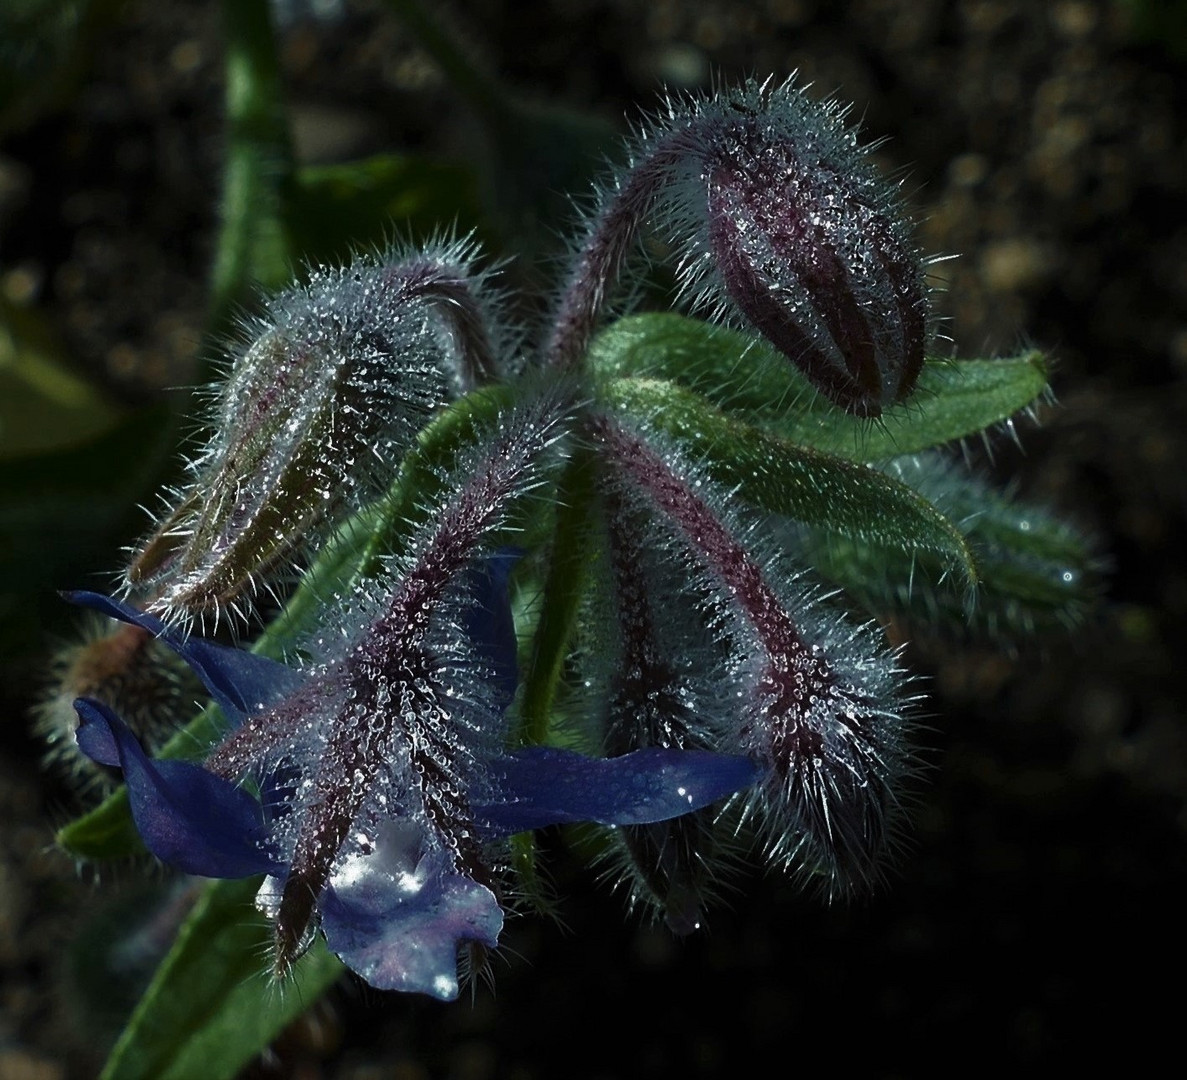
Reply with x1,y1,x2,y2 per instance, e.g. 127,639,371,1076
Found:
67,572,758,1001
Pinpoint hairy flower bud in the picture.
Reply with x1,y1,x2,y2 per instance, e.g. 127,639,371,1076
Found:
33,619,201,794
127,238,514,624
698,85,927,416
594,482,732,932
548,78,928,416
591,413,913,894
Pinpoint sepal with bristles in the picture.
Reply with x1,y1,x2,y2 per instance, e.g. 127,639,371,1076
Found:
585,477,740,931
127,237,516,626
547,77,930,417
589,411,916,896
802,451,1101,642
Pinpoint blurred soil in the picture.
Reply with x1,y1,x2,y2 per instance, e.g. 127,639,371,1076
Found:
1,0,1185,1077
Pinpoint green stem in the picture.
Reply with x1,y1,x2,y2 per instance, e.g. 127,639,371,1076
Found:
206,0,297,371
517,446,597,747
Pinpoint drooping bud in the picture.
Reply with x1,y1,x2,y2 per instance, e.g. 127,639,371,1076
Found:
547,78,928,417
127,237,514,625
594,480,730,933
198,390,570,980
590,413,912,895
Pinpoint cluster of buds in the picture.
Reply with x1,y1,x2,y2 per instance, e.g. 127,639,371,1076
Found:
64,78,937,997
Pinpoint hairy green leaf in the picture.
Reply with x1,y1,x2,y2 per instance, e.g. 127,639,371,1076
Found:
99,876,342,1080
588,313,1050,461
601,377,979,590
807,453,1098,637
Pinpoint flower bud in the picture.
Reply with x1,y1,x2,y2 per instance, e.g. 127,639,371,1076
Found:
547,78,929,417
33,618,201,795
127,238,513,624
591,413,912,895
699,84,927,417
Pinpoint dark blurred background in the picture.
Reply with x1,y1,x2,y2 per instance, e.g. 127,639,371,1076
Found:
1,1,1185,1076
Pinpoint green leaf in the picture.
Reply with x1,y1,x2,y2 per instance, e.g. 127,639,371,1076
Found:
587,313,1050,461
601,377,979,590
0,295,123,459
99,876,342,1080
775,352,1051,462
588,312,807,411
805,453,1098,638
933,495,1096,638
517,446,598,747
56,789,144,860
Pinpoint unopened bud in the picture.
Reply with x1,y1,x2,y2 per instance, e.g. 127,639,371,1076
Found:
548,78,929,417
127,239,513,623
33,619,201,795
700,84,926,416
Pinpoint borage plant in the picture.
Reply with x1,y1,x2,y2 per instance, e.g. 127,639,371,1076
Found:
53,65,1093,1079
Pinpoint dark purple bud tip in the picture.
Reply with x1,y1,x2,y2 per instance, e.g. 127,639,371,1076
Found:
547,79,929,402
700,84,928,417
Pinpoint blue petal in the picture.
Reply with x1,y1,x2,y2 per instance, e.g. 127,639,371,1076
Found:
73,698,285,878
64,591,303,724
319,821,503,1000
463,550,521,714
476,747,761,835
